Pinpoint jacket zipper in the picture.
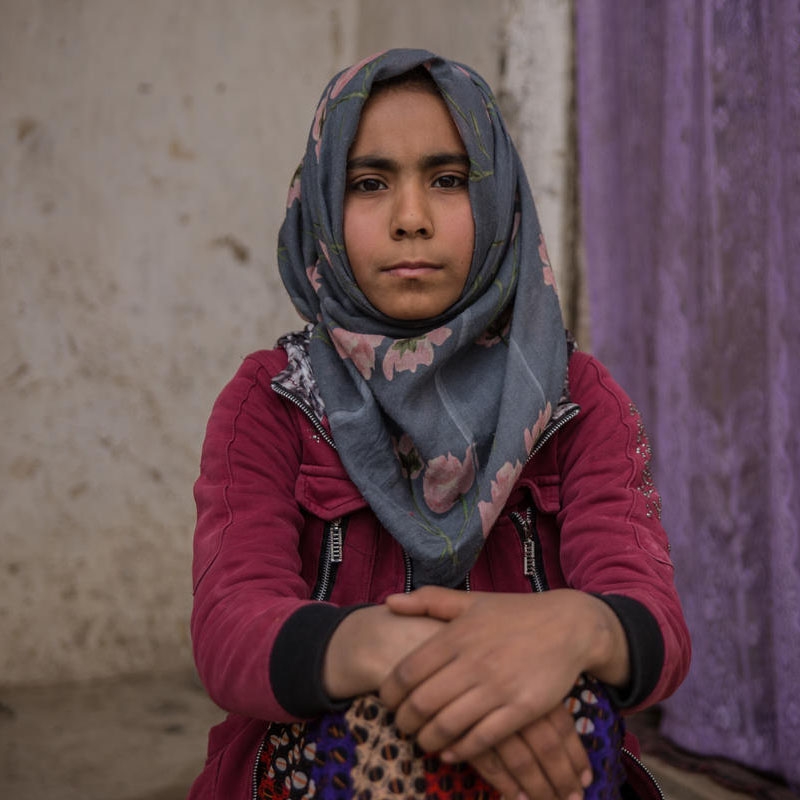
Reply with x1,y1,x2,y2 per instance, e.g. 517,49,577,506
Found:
251,735,266,800
527,405,580,462
311,517,345,601
509,507,548,593
272,385,345,602
402,550,413,593
271,383,338,450
274,385,418,602
401,557,471,592
513,407,578,590
275,383,413,597
458,408,579,596
621,747,666,800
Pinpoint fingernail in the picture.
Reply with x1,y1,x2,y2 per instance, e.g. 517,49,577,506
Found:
568,793,582,800
581,768,593,787
440,750,455,764
516,793,530,800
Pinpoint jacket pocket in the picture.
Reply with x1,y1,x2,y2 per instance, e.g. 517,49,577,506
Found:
295,463,368,519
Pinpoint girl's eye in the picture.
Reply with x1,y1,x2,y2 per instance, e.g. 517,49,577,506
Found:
433,174,467,189
350,177,386,193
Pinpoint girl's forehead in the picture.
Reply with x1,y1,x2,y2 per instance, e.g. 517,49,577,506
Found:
351,86,466,153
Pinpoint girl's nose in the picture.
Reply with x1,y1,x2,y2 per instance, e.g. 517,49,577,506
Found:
391,183,433,239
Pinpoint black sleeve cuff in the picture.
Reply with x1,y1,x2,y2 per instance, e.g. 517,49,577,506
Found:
270,602,368,718
595,594,664,709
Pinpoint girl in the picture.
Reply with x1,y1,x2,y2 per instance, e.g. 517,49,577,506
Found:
189,49,690,800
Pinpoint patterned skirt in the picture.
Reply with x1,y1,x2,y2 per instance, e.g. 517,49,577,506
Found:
255,676,626,800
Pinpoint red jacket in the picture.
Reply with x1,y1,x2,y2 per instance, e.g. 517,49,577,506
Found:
189,346,690,799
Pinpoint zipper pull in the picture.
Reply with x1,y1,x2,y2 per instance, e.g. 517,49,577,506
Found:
523,539,536,577
329,518,343,563
511,507,547,592
517,509,536,576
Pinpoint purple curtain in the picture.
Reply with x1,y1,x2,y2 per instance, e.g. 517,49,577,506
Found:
576,1,800,785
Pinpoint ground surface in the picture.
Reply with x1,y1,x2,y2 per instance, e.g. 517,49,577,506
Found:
0,670,788,799
0,671,222,800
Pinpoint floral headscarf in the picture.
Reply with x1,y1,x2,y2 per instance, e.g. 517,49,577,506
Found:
278,49,567,587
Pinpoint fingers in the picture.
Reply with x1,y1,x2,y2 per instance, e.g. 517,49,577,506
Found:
471,712,592,800
382,649,524,754
385,585,474,620
515,706,592,798
401,684,494,752
379,590,470,712
469,746,526,800
383,641,564,756
379,623,461,710
484,734,558,800
436,701,532,761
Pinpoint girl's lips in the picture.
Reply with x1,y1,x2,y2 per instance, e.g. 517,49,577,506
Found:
383,261,441,278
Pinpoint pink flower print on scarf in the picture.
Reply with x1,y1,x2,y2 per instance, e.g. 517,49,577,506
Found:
331,328,385,380
394,434,423,479
312,53,386,160
286,165,302,208
477,459,524,537
422,445,476,515
539,233,557,292
305,240,332,295
512,210,521,242
382,328,452,380
319,240,334,269
305,261,321,293
524,402,552,453
311,87,332,161
475,307,512,348
329,52,387,99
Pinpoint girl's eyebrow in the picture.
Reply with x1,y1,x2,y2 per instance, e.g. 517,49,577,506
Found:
346,152,470,171
423,152,470,170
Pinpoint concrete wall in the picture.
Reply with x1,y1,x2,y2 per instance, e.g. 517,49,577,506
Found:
0,0,573,685
504,0,584,337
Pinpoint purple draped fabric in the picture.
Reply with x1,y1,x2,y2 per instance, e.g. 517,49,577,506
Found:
576,1,800,786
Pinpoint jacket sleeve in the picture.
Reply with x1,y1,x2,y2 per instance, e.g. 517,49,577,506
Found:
190,351,354,721
556,352,691,711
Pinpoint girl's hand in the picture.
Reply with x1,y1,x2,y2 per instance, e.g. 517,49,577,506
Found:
323,604,444,699
379,586,629,759
469,705,592,800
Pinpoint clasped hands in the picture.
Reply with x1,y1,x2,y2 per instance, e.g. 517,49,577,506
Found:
325,587,628,800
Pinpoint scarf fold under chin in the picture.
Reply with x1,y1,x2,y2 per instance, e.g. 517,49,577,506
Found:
277,49,567,587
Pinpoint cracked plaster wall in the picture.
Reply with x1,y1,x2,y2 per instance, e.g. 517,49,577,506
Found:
0,0,571,685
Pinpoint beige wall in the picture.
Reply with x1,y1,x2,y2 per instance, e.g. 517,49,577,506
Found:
504,0,581,333
0,0,573,685
355,0,510,88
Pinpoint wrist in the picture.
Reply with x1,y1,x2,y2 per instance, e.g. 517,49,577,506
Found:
322,605,382,699
581,593,631,687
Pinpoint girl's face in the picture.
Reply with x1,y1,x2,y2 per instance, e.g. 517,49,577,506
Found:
343,87,475,321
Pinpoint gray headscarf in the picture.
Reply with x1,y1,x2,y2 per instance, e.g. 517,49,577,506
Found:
278,49,567,587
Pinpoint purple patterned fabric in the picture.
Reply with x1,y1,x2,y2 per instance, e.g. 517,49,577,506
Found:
255,682,625,799
576,2,800,787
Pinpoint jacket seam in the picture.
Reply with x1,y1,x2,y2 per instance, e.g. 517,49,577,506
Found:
194,362,265,590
